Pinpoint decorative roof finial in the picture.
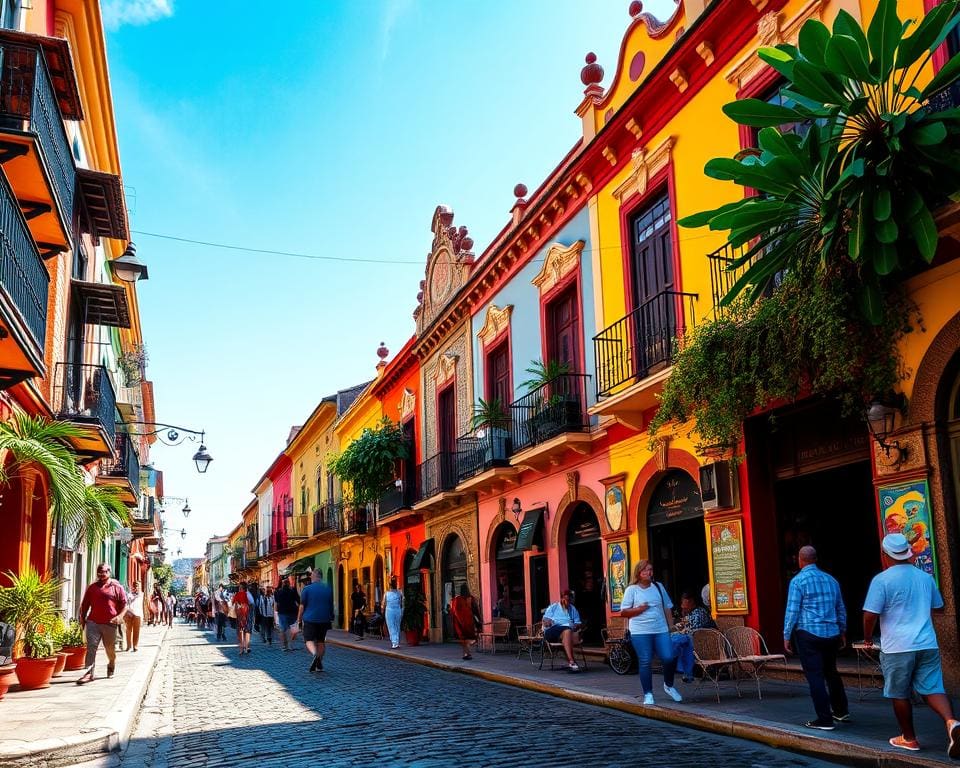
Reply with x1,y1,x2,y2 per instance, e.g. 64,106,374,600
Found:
513,183,528,201
629,1,643,18
581,52,604,87
377,342,389,360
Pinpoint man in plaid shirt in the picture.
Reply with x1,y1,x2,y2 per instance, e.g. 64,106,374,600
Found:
783,545,849,730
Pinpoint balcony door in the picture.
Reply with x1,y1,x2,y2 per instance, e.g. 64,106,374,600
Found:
547,285,580,373
630,193,675,375
402,418,416,503
486,341,511,407
438,385,456,488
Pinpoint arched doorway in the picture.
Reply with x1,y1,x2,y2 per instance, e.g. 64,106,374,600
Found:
647,470,708,604
337,564,345,629
564,503,604,644
937,351,960,601
374,555,384,609
440,534,468,641
492,523,524,625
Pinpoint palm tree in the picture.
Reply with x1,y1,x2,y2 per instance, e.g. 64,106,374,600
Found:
79,484,132,550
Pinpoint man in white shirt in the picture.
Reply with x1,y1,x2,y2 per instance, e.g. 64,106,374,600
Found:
863,533,960,757
542,589,582,672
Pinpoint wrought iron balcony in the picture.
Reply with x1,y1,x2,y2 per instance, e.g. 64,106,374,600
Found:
0,32,79,249
456,426,512,483
286,513,310,541
340,505,373,537
52,362,117,457
415,451,457,502
377,480,415,521
244,525,259,563
313,501,340,536
510,373,590,453
99,431,140,503
0,167,48,386
593,291,697,399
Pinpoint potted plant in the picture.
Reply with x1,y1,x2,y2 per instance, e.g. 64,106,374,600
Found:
519,360,579,443
0,620,14,700
57,619,86,671
464,398,513,476
400,588,427,646
0,568,61,691
48,615,69,678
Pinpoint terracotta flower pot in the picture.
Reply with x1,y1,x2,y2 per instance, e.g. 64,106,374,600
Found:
51,652,69,678
404,629,421,647
0,664,16,700
60,646,86,671
14,656,57,690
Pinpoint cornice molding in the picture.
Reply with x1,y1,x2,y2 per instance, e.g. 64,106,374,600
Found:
612,136,676,202
531,240,585,296
476,304,514,347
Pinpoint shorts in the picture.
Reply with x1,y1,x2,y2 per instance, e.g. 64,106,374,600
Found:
544,624,573,643
303,620,331,643
880,648,946,698
277,614,297,631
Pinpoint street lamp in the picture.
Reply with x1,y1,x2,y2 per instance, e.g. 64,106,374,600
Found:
866,393,907,461
161,496,192,519
108,242,149,283
126,422,214,473
163,526,187,540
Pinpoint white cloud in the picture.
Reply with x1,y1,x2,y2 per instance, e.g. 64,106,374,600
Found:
102,0,174,31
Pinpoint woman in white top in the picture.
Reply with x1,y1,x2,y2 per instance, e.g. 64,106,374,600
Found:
124,582,144,652
619,559,682,705
383,576,403,649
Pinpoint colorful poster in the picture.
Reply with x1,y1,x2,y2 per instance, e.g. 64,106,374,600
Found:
878,479,938,582
604,485,624,532
709,518,748,613
606,540,629,611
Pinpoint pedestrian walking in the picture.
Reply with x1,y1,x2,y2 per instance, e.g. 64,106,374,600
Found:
250,582,262,637
620,559,682,705
123,581,144,652
449,583,481,660
165,592,176,628
258,586,276,644
76,563,128,685
383,576,403,649
149,585,163,626
297,570,335,673
782,545,849,730
863,533,960,757
542,589,583,671
233,582,253,655
351,581,367,640
214,584,229,640
275,575,301,651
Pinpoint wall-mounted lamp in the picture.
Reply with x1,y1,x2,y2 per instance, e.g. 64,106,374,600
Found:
109,242,149,283
511,498,522,523
866,393,908,462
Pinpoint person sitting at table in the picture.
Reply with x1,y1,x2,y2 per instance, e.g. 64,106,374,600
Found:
542,589,582,672
671,590,717,682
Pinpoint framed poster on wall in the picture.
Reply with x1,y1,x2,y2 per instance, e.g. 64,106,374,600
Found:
877,478,938,583
606,540,629,611
708,518,748,614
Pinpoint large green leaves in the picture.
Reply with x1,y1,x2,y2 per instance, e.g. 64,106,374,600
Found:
867,0,901,80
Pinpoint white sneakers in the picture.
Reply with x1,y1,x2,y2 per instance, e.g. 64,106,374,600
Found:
642,693,655,705
663,683,683,702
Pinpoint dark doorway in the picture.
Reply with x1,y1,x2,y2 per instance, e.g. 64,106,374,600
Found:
337,564,345,629
493,524,525,626
441,534,468,641
774,461,879,625
438,386,457,488
565,503,605,644
528,554,549,627
647,469,708,605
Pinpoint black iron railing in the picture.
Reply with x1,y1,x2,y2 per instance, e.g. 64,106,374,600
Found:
53,362,117,445
593,291,697,398
286,514,310,540
415,451,457,502
340,505,372,537
0,41,76,221
313,501,340,536
510,373,590,452
102,431,140,497
456,426,512,483
244,525,259,563
708,241,750,317
0,169,47,356
378,481,414,520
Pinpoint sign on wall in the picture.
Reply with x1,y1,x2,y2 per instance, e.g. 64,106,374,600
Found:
606,540,629,611
877,478,938,583
708,518,748,614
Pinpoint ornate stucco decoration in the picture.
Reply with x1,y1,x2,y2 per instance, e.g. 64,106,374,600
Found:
477,304,514,347
399,387,416,420
531,240,586,296
612,136,676,203
414,205,475,336
434,351,459,387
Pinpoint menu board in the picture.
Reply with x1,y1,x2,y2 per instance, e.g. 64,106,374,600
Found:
708,518,748,614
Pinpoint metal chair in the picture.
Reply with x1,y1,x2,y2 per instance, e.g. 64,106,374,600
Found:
692,628,740,702
478,617,511,654
541,623,588,670
516,622,542,663
724,626,788,700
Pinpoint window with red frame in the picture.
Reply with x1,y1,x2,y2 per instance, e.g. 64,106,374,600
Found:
546,283,580,372
629,191,674,311
486,340,511,406
438,385,456,452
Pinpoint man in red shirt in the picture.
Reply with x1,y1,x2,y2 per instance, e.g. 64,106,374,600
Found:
77,563,127,684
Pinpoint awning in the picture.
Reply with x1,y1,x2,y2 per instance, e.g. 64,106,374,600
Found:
72,279,131,328
514,509,545,552
284,556,314,575
77,168,129,240
408,538,435,571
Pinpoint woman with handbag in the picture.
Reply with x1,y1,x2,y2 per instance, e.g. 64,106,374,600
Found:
619,559,682,705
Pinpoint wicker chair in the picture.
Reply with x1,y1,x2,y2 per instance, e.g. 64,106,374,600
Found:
692,628,740,702
724,626,787,700
516,622,543,664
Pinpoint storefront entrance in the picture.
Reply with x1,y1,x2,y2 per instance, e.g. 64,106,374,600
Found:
565,503,605,644
492,523,525,626
647,470,708,605
440,534,467,641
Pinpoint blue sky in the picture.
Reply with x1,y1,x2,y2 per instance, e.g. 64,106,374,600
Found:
104,1,677,558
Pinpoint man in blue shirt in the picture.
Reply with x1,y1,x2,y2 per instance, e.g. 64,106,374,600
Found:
297,570,335,673
783,545,848,730
542,589,582,672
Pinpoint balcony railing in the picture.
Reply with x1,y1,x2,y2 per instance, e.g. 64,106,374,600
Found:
377,481,414,520
0,169,47,361
593,291,697,399
286,514,310,540
101,431,140,496
415,451,457,502
0,40,76,221
510,373,591,452
52,362,117,445
313,501,340,536
456,427,512,483
340,505,373,537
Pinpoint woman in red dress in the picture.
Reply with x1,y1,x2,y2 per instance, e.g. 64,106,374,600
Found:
232,582,252,655
449,583,480,660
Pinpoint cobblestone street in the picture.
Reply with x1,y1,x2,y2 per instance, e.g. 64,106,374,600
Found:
109,623,840,768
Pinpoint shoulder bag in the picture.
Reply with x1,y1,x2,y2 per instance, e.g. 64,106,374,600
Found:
654,581,673,631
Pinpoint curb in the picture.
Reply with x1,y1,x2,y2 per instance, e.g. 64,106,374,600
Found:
327,637,947,768
0,625,168,767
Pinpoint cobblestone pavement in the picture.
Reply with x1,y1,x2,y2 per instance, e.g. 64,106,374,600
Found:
114,623,840,768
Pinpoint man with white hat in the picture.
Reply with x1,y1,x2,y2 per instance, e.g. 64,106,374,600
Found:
863,532,960,757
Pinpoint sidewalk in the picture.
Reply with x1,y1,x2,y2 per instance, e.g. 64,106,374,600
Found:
327,630,959,768
0,624,167,767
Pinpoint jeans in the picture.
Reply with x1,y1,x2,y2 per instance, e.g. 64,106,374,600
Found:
631,631,677,694
215,612,227,640
671,633,694,677
260,616,274,643
794,629,848,724
386,607,402,646
84,622,117,673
